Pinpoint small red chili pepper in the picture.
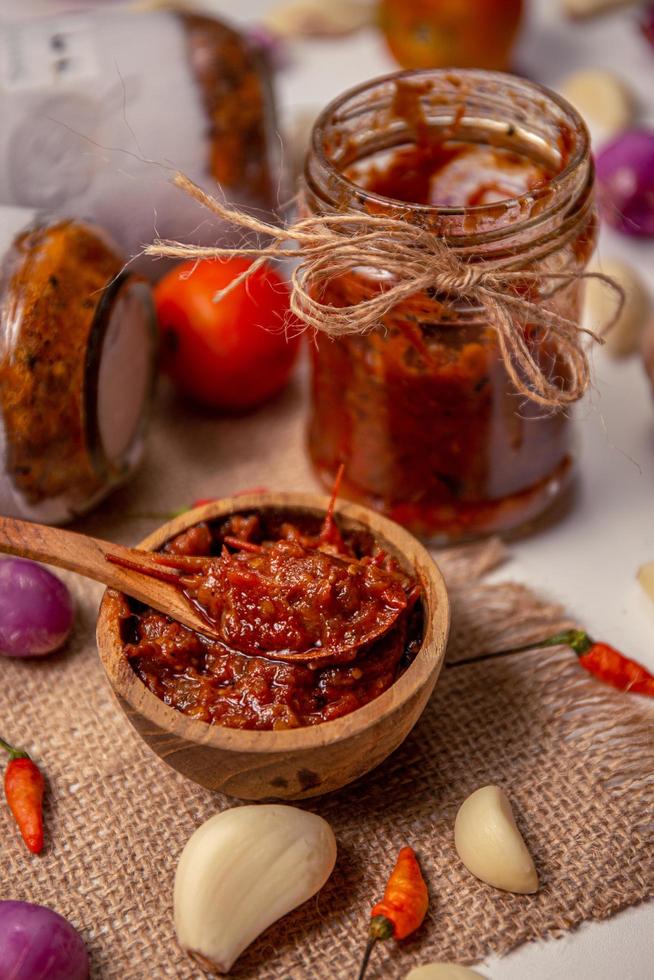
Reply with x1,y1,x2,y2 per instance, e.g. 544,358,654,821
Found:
317,462,346,552
0,736,45,854
457,629,654,697
357,846,428,980
556,630,654,696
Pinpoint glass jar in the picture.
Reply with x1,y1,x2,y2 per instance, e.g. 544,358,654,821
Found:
0,8,280,277
0,207,156,523
304,70,597,542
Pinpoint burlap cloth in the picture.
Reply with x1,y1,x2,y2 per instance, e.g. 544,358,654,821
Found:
1,375,653,978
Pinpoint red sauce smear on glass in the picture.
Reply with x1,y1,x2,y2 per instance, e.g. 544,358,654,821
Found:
355,141,555,208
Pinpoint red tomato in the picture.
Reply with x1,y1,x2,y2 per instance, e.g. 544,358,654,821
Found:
378,0,523,71
155,258,301,411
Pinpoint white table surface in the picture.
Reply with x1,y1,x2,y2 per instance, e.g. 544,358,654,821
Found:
5,0,653,976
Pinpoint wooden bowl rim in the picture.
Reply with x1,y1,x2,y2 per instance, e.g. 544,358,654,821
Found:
96,492,450,754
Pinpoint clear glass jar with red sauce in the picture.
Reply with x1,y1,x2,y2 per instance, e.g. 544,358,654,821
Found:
303,70,597,542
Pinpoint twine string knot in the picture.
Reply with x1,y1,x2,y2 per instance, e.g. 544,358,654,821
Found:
434,262,486,297
146,173,624,410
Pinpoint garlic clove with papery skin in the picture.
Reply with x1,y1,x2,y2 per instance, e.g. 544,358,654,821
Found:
584,259,651,358
264,0,373,38
559,69,633,141
454,785,539,894
174,805,337,974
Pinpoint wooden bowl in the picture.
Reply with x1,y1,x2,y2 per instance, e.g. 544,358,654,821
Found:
96,492,450,800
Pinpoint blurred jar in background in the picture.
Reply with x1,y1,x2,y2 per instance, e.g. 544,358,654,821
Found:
0,207,156,523
0,8,280,276
378,0,523,70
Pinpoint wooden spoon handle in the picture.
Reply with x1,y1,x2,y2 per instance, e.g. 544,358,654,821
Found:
0,516,138,589
0,516,217,637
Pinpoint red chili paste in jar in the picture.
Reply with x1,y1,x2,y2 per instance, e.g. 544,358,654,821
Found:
358,141,556,207
306,73,597,541
119,509,424,730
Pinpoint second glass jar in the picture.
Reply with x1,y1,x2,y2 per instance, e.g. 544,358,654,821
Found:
0,209,156,523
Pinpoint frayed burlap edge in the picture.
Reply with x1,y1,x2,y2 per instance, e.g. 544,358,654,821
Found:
0,538,652,979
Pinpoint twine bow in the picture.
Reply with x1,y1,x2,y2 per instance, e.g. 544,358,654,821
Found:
147,173,624,409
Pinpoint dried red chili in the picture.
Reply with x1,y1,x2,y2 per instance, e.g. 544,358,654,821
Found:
549,630,654,696
576,641,654,695
358,846,429,979
460,628,654,697
0,736,45,854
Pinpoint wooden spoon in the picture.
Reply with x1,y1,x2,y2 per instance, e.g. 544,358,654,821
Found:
0,516,222,640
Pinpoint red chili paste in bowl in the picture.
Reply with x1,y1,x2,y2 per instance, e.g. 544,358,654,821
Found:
118,507,424,731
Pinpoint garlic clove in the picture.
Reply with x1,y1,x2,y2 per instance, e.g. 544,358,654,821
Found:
454,785,539,894
637,561,654,603
560,69,633,141
584,259,651,358
406,965,487,979
264,0,372,38
174,804,337,973
562,0,637,19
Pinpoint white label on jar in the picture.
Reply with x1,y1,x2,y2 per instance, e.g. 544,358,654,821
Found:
0,19,99,91
97,279,153,468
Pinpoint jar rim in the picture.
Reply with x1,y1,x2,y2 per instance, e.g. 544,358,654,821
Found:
307,68,591,231
84,270,156,482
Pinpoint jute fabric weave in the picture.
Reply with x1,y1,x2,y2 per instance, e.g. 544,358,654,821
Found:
1,379,652,978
